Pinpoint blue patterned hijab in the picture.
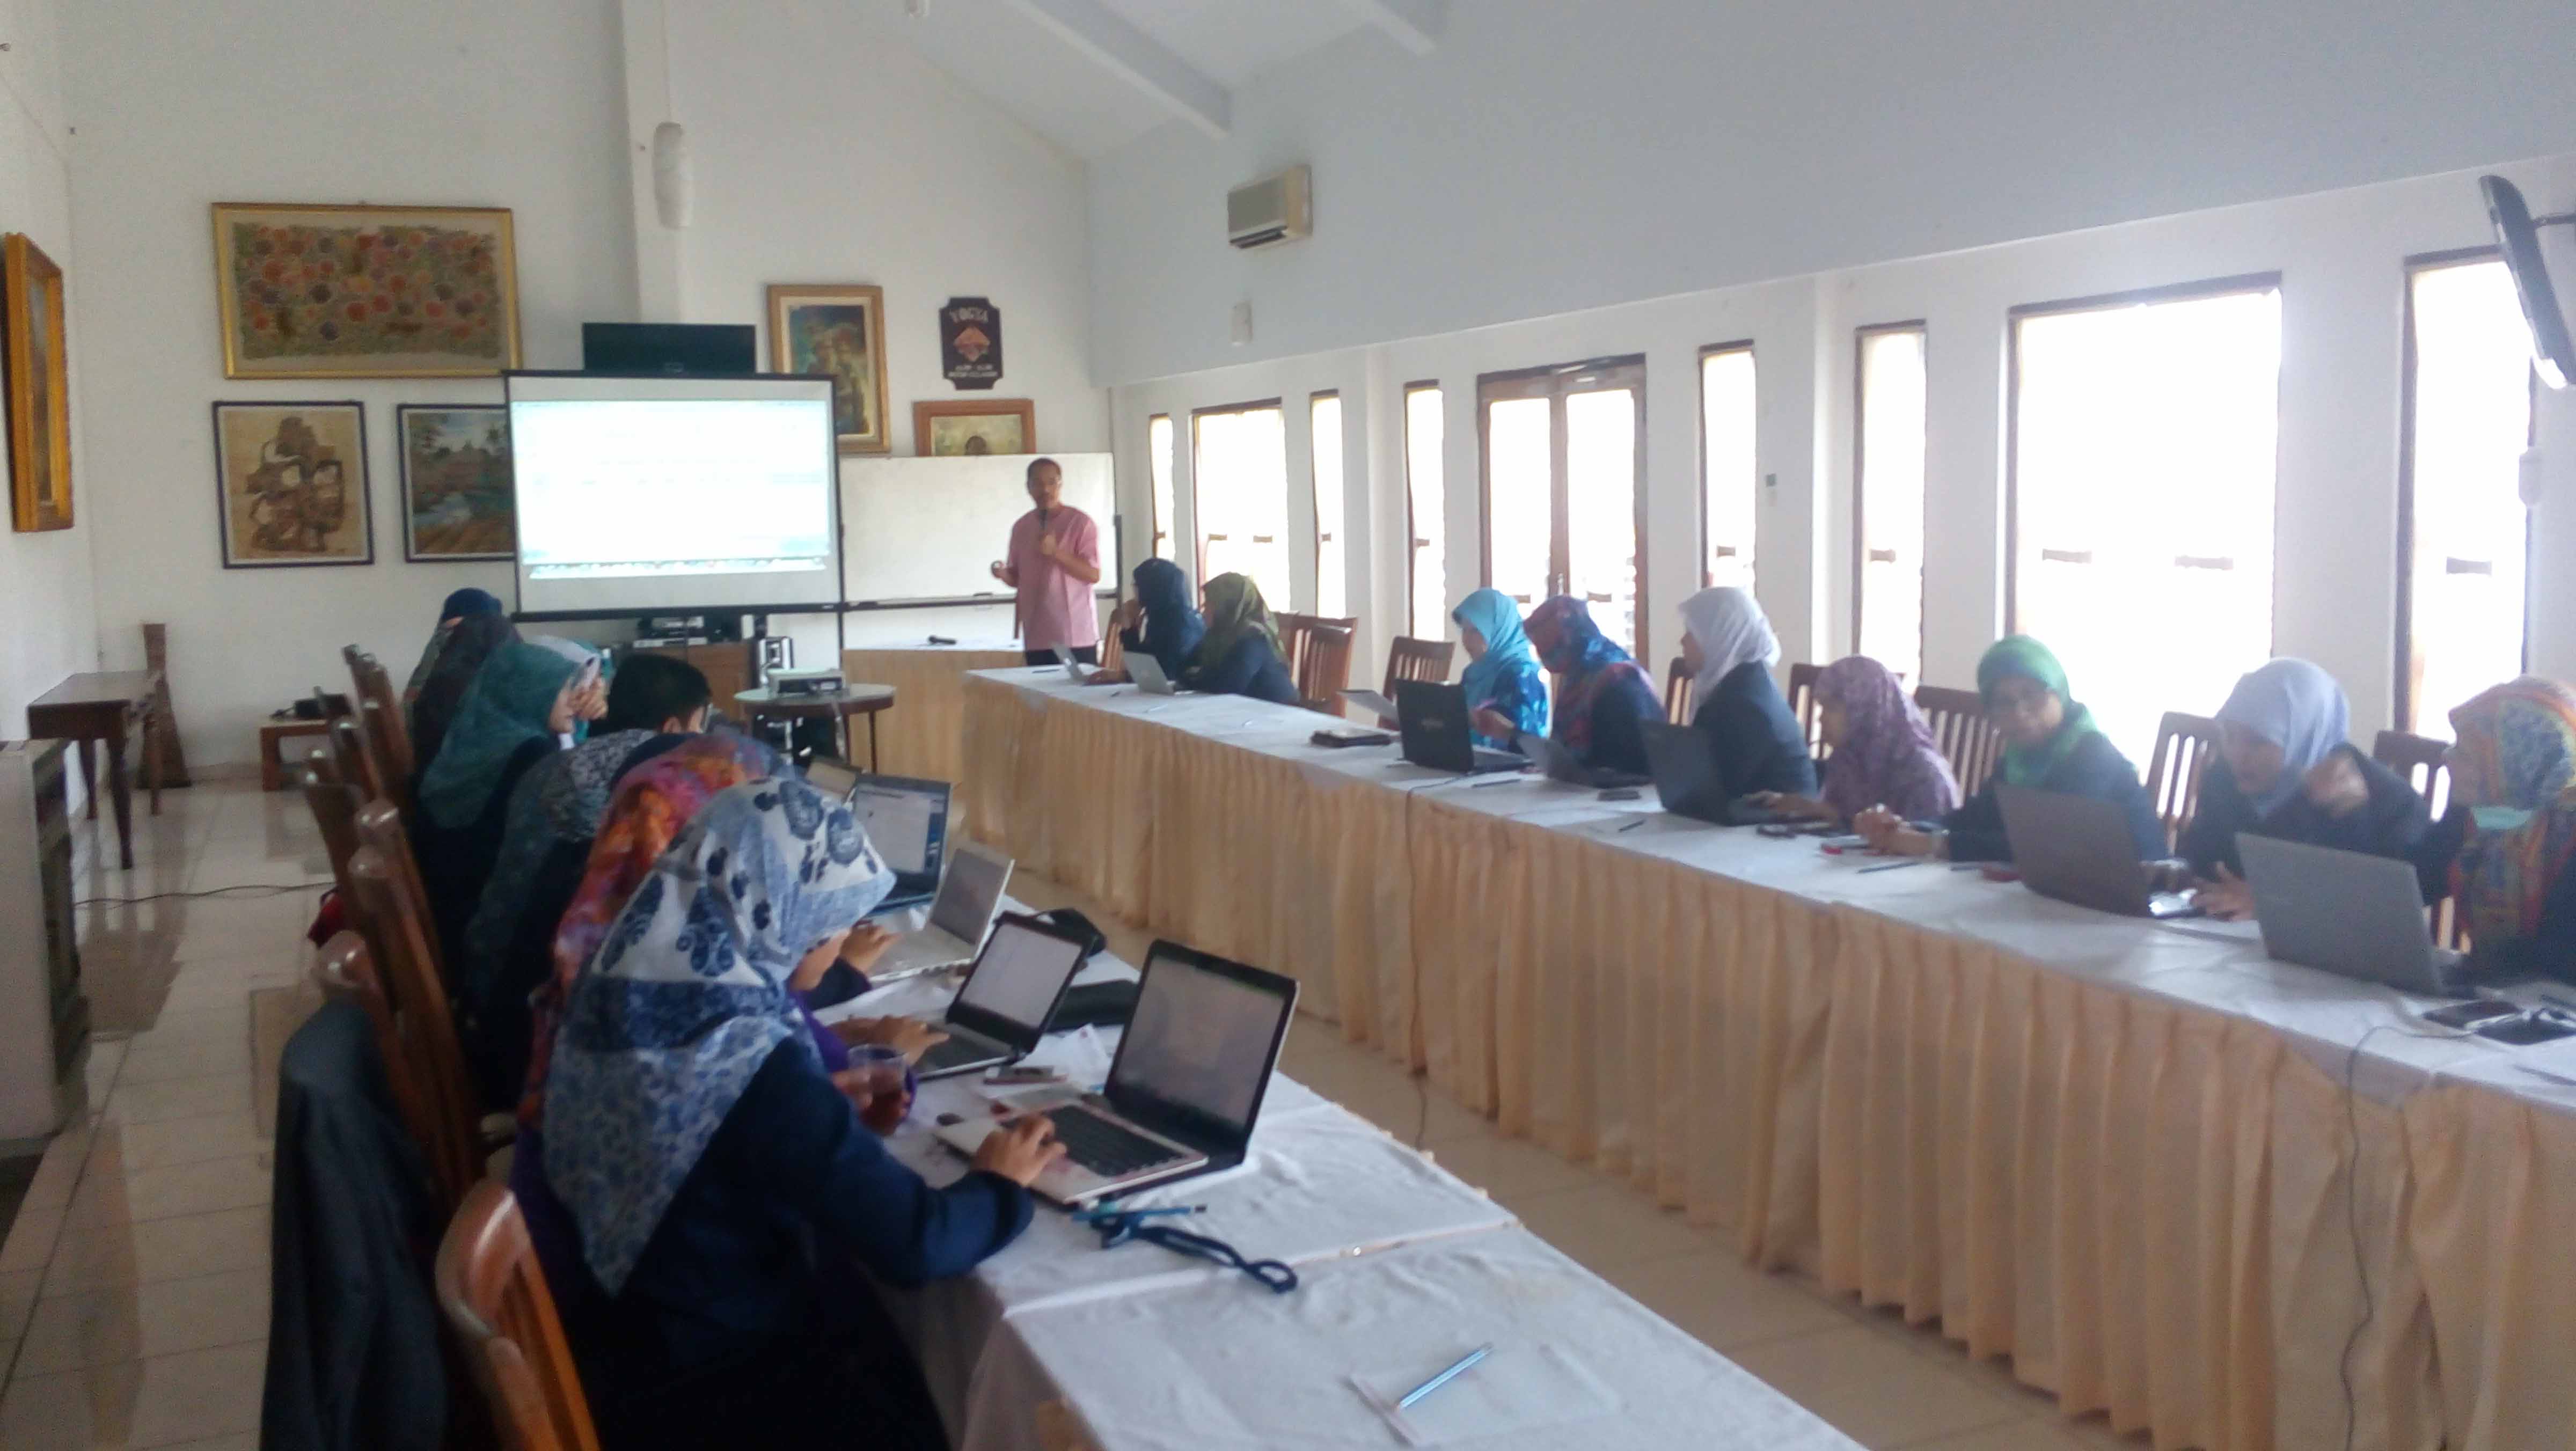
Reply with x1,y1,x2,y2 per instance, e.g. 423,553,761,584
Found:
540,775,896,1293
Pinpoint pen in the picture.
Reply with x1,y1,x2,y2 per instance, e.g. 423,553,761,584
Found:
1072,1204,1204,1223
1616,819,1644,833
1470,776,1518,788
1398,1344,1494,1410
1858,859,1923,874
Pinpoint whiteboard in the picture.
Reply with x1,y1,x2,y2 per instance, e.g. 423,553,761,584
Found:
839,453,1117,607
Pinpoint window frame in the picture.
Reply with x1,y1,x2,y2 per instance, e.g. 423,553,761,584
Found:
1697,339,1757,590
1402,380,1444,637
1851,319,1927,661
1308,389,1344,618
1473,353,1652,662
1146,412,1175,565
1188,395,1287,591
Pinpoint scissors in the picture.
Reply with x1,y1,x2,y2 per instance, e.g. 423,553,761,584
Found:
1086,1210,1299,1293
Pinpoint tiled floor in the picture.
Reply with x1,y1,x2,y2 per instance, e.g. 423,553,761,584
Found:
0,778,2140,1449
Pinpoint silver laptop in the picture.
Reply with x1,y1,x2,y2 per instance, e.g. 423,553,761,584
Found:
1050,645,1091,684
1338,686,1396,721
1994,784,2198,919
867,841,1014,985
1127,651,1180,695
912,913,1092,1080
2237,833,2463,994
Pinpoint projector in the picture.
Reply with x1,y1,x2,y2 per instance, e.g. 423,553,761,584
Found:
769,667,846,698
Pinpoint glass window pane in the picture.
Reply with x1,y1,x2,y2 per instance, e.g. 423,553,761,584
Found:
2406,259,2533,736
1193,404,1290,607
1565,387,1640,655
1857,328,1926,681
1147,415,1176,564
1701,348,1757,591
2012,287,2282,763
1405,386,1446,637
1484,395,1553,613
1311,394,1345,618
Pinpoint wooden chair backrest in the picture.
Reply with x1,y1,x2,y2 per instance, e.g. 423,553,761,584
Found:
312,930,442,1206
349,651,417,786
1096,629,1124,676
1915,685,2003,798
436,1180,603,1451
302,759,364,900
2374,729,2465,948
360,697,414,818
328,715,384,801
1664,657,1694,725
348,841,483,1208
354,800,445,979
2146,711,2223,852
1380,636,1455,698
1294,621,1356,712
1785,662,1827,760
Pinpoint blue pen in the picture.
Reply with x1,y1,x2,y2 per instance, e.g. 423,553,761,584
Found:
1072,1204,1204,1223
1398,1343,1494,1410
1858,858,1923,874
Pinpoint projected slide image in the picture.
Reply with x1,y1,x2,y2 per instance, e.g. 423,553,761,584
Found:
514,398,832,580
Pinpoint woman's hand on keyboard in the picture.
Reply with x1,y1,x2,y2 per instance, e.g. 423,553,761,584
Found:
972,1115,1066,1186
833,1015,949,1063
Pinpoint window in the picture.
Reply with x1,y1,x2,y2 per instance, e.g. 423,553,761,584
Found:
2401,254,2535,736
1478,356,1649,658
1855,324,1927,681
2010,277,2283,763
1191,400,1290,606
1147,414,1177,563
1700,343,1757,590
1404,384,1446,637
1309,393,1346,618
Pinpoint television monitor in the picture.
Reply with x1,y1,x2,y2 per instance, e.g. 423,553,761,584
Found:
2479,174,2575,390
581,322,757,376
506,371,841,615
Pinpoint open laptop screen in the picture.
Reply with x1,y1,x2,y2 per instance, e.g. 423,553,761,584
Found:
851,773,950,908
928,845,1009,942
1110,950,1293,1138
951,918,1084,1034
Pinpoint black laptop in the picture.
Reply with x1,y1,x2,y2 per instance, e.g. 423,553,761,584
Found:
912,913,1092,1080
1641,721,1792,826
1395,679,1526,774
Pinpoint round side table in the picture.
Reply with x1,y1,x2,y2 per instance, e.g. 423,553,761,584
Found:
733,684,897,769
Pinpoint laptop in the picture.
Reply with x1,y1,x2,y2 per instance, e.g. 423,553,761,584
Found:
845,772,952,914
1127,651,1180,696
2237,833,2463,994
866,841,1015,985
1640,721,1791,826
1994,783,2199,919
936,941,1299,1206
912,913,1092,1080
1050,646,1091,684
1395,680,1525,774
1520,731,1653,790
1338,686,1396,721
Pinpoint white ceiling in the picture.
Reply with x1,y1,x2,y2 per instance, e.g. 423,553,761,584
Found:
856,0,1389,160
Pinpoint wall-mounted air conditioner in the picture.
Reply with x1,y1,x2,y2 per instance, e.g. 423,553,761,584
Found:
1227,166,1311,250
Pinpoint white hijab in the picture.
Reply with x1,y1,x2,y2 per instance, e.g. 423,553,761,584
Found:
1680,587,1780,705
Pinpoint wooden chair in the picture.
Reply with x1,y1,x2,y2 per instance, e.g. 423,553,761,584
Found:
2145,711,2223,852
348,650,417,787
1915,685,2004,798
302,757,364,900
1664,657,1695,725
436,1179,603,1451
2375,729,2465,947
347,841,485,1208
1095,628,1124,677
360,697,414,818
354,800,448,979
1381,636,1455,697
328,714,385,802
312,930,442,1212
1786,662,1827,760
1294,621,1356,713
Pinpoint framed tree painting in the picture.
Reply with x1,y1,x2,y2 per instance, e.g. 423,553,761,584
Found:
767,283,889,453
397,404,514,561
210,203,521,379
4,233,71,531
211,400,373,568
912,398,1035,457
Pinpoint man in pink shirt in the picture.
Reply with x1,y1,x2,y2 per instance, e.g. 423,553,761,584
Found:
990,457,1103,664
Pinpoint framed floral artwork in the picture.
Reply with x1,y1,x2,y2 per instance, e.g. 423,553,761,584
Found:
211,400,373,568
210,203,521,379
397,404,514,561
5,233,71,531
767,283,889,453
912,398,1035,457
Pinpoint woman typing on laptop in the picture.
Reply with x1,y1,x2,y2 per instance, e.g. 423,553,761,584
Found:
1452,588,1548,749
1480,595,1662,778
1751,654,1957,828
1181,573,1302,706
1673,588,1818,802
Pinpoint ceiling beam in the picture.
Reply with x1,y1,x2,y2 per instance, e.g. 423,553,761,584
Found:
1336,0,1443,56
1005,0,1231,140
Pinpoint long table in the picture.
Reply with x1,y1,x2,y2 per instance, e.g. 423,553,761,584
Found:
826,935,1863,1451
957,665,2576,1451
843,640,1028,784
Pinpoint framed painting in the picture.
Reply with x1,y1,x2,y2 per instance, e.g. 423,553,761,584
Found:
912,398,1035,457
397,404,514,561
210,203,521,379
211,400,373,568
5,233,70,531
767,283,890,453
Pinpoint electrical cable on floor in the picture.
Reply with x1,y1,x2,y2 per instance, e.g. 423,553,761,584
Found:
2337,1019,2471,1451
76,881,331,907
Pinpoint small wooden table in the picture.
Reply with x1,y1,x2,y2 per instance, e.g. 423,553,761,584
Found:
26,669,163,870
735,684,897,771
257,717,334,792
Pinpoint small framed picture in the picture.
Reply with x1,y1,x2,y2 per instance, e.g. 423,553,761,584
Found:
912,398,1036,457
210,400,373,568
767,283,890,453
397,404,514,561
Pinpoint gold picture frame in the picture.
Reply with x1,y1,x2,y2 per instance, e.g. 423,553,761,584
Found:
767,283,890,453
5,233,70,531
210,203,521,379
912,398,1035,457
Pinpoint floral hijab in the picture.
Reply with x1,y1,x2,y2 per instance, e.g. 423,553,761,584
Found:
1524,596,1649,753
1816,655,1959,823
2449,677,2576,943
541,776,895,1292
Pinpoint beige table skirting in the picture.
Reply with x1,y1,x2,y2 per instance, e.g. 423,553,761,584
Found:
844,646,1027,785
958,673,2576,1451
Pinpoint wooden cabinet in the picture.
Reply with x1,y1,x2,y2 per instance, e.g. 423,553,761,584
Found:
0,739,87,1146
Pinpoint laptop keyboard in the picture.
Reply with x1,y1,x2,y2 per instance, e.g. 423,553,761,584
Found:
1045,1104,1188,1177
918,1032,1005,1074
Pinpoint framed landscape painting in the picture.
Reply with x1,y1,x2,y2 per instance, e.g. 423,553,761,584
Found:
211,203,521,379
768,283,889,453
4,233,71,531
398,404,514,561
912,398,1035,457
211,400,372,568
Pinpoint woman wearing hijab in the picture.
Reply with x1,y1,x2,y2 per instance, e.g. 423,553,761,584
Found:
1104,557,1207,682
1859,635,2160,863
408,610,519,766
1452,588,1547,749
411,640,595,969
1676,587,1817,800
457,654,714,1109
1503,596,1662,778
2176,659,2433,919
1182,572,1300,705
2444,677,2576,977
541,777,1062,1450
402,587,504,710
1757,655,1959,826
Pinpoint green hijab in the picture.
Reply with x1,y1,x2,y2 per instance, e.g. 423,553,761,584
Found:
1190,573,1283,673
418,641,583,830
1976,635,2104,787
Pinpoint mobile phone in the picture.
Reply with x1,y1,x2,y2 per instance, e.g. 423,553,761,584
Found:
2476,1011,2576,1046
2423,998,2523,1032
1598,787,1641,802
1818,834,1868,849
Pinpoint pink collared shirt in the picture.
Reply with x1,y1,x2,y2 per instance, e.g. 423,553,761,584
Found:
1005,504,1100,651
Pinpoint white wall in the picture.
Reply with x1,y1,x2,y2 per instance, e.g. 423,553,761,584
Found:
1110,154,2576,741
0,0,97,743
1087,0,2576,386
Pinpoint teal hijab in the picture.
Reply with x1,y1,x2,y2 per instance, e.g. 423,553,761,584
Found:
1454,589,1535,705
419,641,583,829
1976,635,2104,788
